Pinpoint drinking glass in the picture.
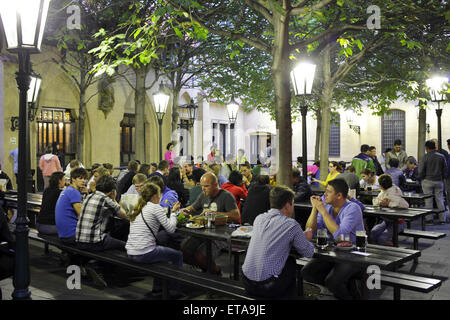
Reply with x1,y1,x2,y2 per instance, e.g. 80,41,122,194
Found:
356,230,367,251
317,229,328,249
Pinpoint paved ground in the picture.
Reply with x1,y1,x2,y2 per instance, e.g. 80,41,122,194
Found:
1,217,449,301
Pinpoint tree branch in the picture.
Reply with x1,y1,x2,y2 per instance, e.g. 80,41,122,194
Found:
290,0,333,16
243,0,273,23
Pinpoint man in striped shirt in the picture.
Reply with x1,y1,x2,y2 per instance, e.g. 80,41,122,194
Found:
241,185,314,299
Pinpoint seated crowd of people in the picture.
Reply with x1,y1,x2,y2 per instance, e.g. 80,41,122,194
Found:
0,137,448,300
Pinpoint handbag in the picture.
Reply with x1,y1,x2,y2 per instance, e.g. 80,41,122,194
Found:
140,211,161,245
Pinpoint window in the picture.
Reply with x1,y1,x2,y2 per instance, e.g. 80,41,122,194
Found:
120,114,136,166
211,122,227,158
329,114,340,157
382,109,405,153
36,108,75,166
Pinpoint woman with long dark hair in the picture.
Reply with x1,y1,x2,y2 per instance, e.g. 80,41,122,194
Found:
167,166,190,207
37,171,66,235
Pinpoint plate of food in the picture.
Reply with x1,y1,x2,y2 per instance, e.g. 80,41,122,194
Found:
185,222,205,229
335,241,355,251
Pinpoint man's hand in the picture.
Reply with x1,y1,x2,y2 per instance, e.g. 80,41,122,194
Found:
304,228,313,241
310,196,325,211
200,209,214,216
172,202,180,212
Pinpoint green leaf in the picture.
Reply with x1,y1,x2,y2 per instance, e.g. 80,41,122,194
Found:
337,0,344,6
174,27,183,39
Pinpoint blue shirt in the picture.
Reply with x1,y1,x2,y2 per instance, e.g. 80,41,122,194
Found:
317,200,365,243
160,187,178,209
55,186,82,238
242,209,314,282
9,148,18,174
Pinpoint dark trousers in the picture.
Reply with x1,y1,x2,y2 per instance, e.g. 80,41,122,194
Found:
242,256,297,299
301,258,362,300
76,234,126,252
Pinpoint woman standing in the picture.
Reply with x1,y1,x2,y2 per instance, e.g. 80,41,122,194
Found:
312,161,341,187
37,172,66,235
126,182,183,298
39,145,63,190
164,142,176,169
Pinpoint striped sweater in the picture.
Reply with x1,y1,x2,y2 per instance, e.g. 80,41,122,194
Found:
125,201,177,256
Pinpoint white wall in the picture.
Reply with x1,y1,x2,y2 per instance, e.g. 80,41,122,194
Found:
181,88,450,164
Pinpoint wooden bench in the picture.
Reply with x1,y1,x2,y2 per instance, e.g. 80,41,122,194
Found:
399,229,446,263
381,270,442,300
24,229,254,300
296,257,443,300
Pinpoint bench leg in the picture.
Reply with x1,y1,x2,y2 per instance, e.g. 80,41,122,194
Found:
393,287,401,300
44,243,49,255
422,216,426,231
297,267,304,298
413,238,419,264
233,253,240,281
162,279,169,300
407,221,411,229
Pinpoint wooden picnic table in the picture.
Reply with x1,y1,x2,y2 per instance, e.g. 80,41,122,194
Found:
294,201,432,247
176,224,238,275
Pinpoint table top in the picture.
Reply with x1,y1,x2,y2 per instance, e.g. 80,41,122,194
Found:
358,190,433,200
4,192,42,207
178,223,419,269
362,205,432,220
177,224,237,242
310,243,420,269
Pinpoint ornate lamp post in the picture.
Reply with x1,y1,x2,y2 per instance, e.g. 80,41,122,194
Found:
227,95,239,125
290,62,316,177
178,98,198,129
426,76,448,151
0,0,52,299
152,82,170,161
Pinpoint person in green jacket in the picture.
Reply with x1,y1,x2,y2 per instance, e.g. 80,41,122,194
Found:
351,144,375,179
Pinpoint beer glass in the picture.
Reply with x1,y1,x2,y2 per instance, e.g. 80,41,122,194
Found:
317,229,328,249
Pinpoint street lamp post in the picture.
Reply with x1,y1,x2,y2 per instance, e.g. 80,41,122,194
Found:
152,82,170,161
426,76,448,151
290,62,316,178
0,0,52,300
27,72,42,193
227,95,239,124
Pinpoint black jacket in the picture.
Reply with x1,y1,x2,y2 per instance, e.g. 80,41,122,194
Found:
167,181,190,207
293,178,312,203
0,171,13,191
372,156,384,176
241,184,271,225
37,187,62,225
116,171,136,200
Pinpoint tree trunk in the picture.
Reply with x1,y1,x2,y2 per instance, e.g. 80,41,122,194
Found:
319,46,333,183
417,101,427,163
171,87,180,139
315,109,321,163
271,10,292,187
77,70,86,164
134,66,147,162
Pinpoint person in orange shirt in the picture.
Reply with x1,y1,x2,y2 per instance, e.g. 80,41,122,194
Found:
39,145,62,190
